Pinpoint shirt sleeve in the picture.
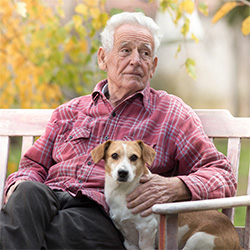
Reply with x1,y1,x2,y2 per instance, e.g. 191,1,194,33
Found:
4,111,60,199
174,110,237,200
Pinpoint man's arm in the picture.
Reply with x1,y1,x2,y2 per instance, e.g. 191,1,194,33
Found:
126,109,236,216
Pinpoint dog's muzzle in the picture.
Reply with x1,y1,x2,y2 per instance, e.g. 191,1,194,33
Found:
117,169,129,182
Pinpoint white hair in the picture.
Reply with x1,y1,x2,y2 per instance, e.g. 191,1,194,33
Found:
100,12,162,57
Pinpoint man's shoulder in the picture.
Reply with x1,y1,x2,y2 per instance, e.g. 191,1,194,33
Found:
149,88,199,122
149,88,191,110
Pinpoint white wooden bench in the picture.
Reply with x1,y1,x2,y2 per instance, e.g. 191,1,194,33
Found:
0,109,250,249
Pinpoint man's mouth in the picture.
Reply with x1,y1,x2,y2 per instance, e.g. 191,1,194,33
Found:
124,72,142,77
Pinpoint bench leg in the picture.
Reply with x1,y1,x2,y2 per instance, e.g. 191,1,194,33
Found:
158,214,178,250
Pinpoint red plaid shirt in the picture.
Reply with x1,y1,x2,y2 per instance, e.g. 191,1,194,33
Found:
5,79,236,212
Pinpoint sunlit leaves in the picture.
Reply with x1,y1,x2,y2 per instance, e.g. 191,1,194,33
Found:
181,16,190,37
185,58,196,80
198,2,208,16
0,0,108,108
241,16,250,35
212,1,241,24
179,0,195,15
75,4,88,17
212,1,249,37
191,33,199,43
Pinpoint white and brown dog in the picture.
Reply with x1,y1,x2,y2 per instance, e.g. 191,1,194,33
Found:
91,140,242,250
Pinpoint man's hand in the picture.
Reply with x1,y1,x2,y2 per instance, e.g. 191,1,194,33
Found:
5,180,27,204
126,174,191,217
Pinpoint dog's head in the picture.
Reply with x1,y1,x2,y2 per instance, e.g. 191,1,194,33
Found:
91,140,156,183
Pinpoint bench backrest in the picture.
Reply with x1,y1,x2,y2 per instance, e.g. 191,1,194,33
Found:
0,109,53,205
0,109,250,246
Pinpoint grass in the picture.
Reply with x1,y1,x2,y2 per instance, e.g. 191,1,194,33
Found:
7,137,250,226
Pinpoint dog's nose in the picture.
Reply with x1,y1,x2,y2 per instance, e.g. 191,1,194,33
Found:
118,169,129,182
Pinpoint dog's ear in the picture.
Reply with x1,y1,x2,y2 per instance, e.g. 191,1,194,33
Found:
136,140,156,166
91,140,112,163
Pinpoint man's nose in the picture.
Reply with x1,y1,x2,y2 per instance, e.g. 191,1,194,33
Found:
130,50,141,66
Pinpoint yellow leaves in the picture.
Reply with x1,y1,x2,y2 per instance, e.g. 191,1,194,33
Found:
0,0,64,108
0,0,108,108
181,17,190,37
212,1,241,24
241,16,250,36
185,58,197,80
179,0,195,15
73,14,83,28
191,33,199,44
83,0,100,8
80,40,88,53
198,1,208,16
212,1,249,36
175,44,181,58
75,4,88,16
90,7,101,19
74,1,109,33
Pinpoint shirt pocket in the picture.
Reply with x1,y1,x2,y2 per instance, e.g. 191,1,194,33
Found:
53,128,91,162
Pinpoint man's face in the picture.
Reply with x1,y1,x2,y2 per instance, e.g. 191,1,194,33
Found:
98,24,158,97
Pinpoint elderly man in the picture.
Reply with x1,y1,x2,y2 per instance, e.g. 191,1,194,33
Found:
0,12,236,249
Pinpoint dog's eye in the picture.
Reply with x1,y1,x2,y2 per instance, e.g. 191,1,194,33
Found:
130,154,138,162
111,153,119,160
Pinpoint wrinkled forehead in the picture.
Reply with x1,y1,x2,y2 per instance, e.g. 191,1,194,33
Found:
113,24,155,50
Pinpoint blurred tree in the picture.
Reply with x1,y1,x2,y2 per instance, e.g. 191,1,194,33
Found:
0,0,108,108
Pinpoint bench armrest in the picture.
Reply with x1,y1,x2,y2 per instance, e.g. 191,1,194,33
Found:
152,195,250,215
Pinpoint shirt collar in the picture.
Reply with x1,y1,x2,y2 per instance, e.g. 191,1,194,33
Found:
92,79,150,108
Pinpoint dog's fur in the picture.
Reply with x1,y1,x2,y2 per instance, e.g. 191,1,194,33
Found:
91,140,242,250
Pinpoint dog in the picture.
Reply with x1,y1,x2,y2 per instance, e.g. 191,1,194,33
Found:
91,140,242,250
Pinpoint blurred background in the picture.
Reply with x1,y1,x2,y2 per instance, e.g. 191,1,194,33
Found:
1,0,250,226
1,0,249,115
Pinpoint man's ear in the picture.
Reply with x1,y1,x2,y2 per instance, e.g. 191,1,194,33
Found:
150,56,158,78
97,47,107,71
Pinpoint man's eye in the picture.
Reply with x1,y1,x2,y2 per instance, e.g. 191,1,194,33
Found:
121,48,129,53
111,153,119,160
141,51,150,57
130,154,138,162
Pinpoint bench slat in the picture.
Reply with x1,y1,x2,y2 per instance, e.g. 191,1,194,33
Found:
0,136,9,206
22,136,35,157
152,195,250,214
195,109,250,138
223,137,241,221
0,109,53,136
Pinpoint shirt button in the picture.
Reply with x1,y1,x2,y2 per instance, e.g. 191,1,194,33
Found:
87,161,91,166
105,136,109,140
78,180,83,183
112,112,116,117
68,135,73,139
